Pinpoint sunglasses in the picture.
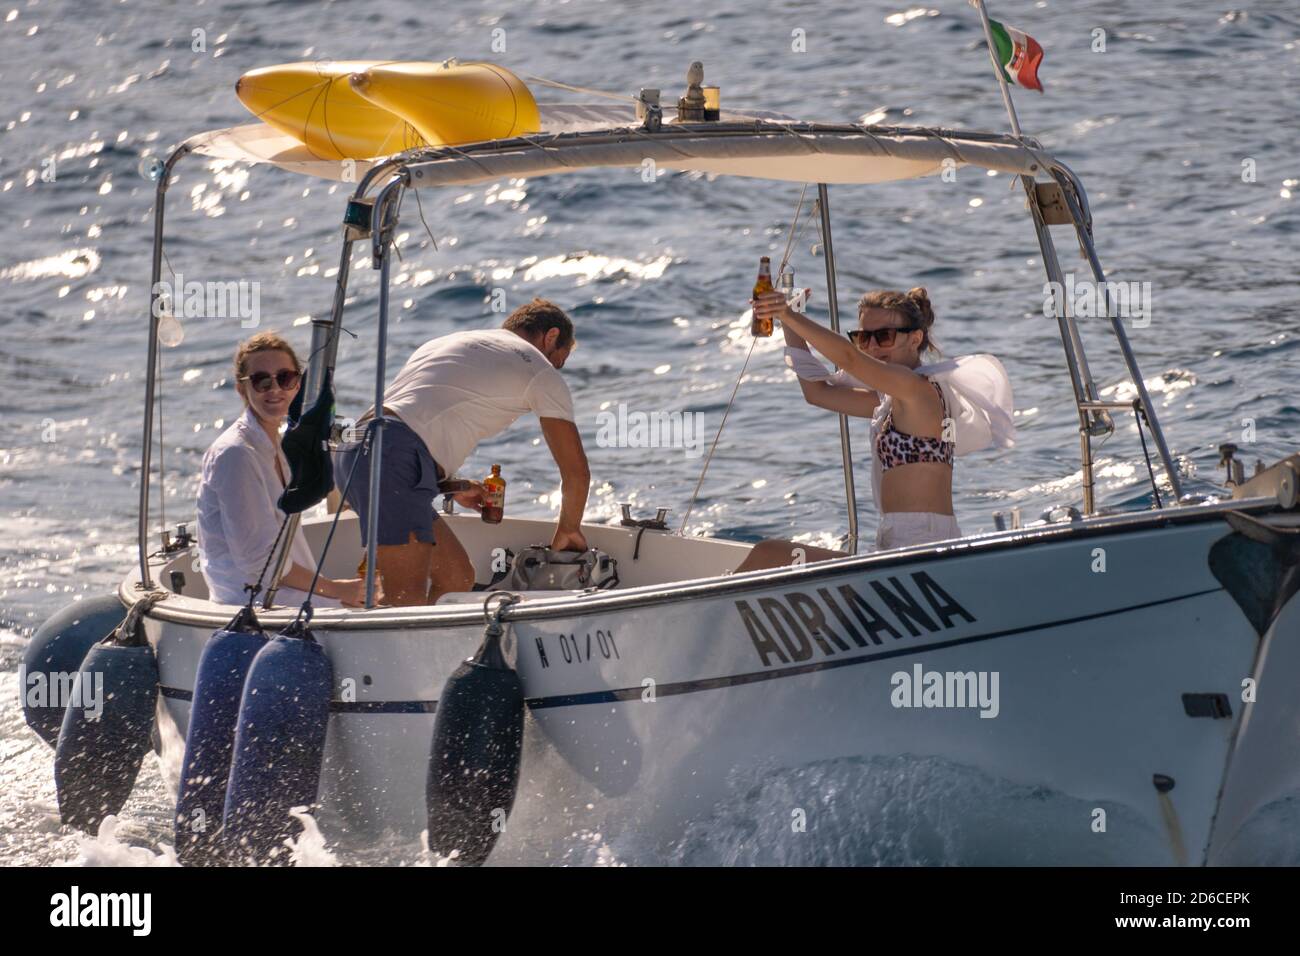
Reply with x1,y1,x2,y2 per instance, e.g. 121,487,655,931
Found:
240,368,301,393
848,326,918,349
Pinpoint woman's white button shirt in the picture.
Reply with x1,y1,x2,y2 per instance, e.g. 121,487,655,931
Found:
196,407,319,607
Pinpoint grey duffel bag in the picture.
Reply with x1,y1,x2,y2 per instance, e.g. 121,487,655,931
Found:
507,546,619,591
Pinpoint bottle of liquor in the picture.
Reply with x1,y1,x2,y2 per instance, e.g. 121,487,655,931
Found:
751,256,774,337
482,464,506,524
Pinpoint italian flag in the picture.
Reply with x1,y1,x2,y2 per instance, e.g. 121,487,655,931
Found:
988,18,1044,92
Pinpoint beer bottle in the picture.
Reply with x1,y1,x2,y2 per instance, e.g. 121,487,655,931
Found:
482,464,506,524
751,256,774,337
354,556,381,601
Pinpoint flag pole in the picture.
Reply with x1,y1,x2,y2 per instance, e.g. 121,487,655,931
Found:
971,0,1024,139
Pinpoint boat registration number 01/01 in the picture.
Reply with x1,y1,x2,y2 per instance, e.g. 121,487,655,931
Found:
534,630,620,669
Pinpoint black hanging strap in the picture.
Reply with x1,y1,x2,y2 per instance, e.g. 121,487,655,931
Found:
1133,400,1163,509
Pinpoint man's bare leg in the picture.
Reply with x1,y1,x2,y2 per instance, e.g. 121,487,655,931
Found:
376,533,434,606
425,521,476,604
733,538,845,574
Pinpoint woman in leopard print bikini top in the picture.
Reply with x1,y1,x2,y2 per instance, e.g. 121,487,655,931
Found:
734,284,974,573
876,378,956,470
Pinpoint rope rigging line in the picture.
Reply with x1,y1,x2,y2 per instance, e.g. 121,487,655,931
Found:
521,73,638,104
156,339,165,537
242,420,376,619
778,184,809,275
677,336,757,536
1133,400,1163,509
677,186,811,535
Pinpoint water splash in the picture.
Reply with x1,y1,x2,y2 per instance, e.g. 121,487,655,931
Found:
67,817,178,867
285,808,338,867
666,754,1169,866
1212,795,1300,866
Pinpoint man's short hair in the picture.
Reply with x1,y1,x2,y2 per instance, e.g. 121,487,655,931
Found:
502,297,574,348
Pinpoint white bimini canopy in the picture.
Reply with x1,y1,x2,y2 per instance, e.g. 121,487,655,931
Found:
184,103,1056,186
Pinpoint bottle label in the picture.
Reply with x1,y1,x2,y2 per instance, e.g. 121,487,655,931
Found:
482,481,505,523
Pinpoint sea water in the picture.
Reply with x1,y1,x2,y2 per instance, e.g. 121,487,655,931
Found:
2,0,1298,865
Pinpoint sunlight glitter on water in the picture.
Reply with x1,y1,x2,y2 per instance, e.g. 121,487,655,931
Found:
3,0,1299,867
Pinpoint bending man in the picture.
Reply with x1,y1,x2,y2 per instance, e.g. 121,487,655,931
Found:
336,298,590,605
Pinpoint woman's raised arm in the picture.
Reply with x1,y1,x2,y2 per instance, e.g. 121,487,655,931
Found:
758,290,933,408
779,301,879,418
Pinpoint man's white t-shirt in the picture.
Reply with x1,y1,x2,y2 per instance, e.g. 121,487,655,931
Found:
377,328,575,477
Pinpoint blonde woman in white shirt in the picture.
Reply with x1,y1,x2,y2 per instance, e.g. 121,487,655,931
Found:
196,332,369,607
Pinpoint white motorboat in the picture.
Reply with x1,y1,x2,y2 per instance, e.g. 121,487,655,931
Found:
27,61,1300,866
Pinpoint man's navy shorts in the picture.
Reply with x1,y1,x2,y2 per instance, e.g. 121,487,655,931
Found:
334,418,441,547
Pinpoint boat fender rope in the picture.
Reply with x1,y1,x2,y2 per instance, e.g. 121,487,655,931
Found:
242,516,293,609
112,591,166,647
483,590,520,625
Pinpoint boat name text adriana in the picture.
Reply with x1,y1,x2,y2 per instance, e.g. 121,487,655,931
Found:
736,572,976,668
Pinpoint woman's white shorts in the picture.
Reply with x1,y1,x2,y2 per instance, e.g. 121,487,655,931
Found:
875,511,962,551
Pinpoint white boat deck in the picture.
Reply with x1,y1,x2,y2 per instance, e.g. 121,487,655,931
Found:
158,510,755,609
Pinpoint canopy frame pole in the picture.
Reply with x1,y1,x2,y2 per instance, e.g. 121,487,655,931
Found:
363,176,405,609
1054,169,1183,502
263,162,402,608
136,143,192,590
302,236,354,404
300,160,405,408
1022,184,1107,515
296,160,405,405
816,184,859,554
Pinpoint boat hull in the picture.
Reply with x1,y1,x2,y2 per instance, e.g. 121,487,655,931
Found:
139,506,1296,864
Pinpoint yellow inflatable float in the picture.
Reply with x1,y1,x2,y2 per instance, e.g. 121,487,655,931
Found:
235,60,541,160
235,60,424,160
350,62,541,149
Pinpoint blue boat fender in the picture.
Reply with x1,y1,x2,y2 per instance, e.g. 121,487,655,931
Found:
21,594,127,747
174,604,269,866
53,592,163,833
222,618,333,865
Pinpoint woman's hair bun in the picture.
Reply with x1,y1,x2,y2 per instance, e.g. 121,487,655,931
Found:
857,286,939,354
905,286,934,323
